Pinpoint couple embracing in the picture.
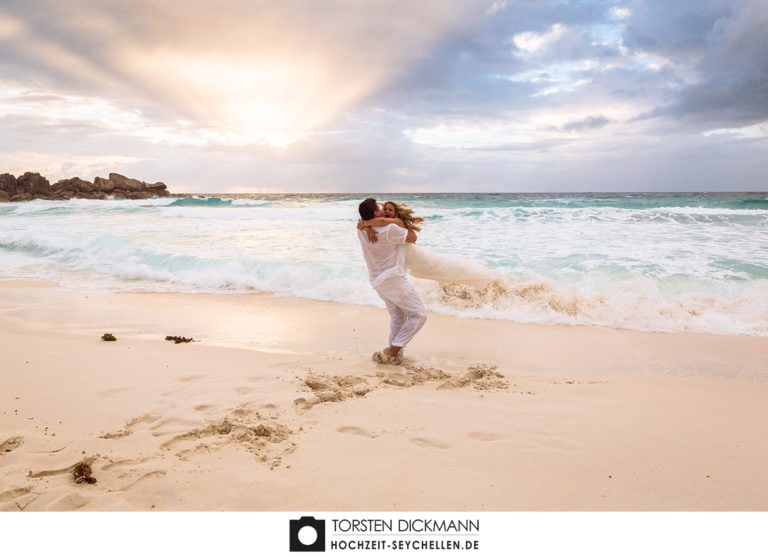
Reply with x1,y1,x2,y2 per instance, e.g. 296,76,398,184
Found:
356,197,426,365
357,197,498,365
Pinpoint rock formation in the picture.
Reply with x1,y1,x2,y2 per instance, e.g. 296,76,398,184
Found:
0,171,170,201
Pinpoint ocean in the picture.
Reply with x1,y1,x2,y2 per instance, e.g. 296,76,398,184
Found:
1,192,766,337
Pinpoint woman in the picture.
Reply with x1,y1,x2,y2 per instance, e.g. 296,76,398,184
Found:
359,200,498,287
358,200,422,232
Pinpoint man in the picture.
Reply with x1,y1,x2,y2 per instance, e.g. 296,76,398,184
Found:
357,197,427,365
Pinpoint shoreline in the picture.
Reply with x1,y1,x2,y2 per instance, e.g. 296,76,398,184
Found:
1,279,767,511
1,279,765,380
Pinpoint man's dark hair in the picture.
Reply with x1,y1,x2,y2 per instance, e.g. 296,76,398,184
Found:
359,198,377,220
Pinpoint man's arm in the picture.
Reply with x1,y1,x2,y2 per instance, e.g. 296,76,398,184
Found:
405,229,417,243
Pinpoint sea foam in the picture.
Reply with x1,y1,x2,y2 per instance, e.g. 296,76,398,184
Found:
1,193,766,336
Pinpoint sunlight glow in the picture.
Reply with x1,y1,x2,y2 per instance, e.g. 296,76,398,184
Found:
0,14,23,39
1,2,482,154
121,49,374,148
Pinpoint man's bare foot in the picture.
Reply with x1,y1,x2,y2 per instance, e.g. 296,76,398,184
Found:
383,346,403,364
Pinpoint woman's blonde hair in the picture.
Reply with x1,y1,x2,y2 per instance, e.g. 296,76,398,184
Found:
385,201,424,232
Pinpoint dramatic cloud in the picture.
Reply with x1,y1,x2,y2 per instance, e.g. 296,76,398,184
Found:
637,0,768,129
0,0,765,192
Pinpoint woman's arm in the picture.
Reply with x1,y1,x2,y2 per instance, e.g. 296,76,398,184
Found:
358,217,405,229
357,217,406,244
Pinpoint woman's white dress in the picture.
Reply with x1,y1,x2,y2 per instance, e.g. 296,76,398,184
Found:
404,244,497,288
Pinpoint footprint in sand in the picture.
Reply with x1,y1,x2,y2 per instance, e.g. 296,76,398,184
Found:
380,372,414,387
76,459,167,492
120,470,168,490
100,456,152,471
0,486,32,503
41,491,92,511
126,413,162,427
468,431,502,442
409,437,450,450
0,436,24,453
176,374,206,383
293,397,313,413
99,429,132,440
293,372,373,414
100,412,163,440
337,426,378,438
235,386,257,395
95,387,131,398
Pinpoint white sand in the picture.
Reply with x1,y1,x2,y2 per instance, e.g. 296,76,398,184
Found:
1,279,767,511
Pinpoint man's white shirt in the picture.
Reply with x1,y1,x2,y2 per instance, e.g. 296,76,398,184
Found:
357,224,409,288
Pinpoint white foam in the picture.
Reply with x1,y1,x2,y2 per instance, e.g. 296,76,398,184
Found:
2,195,766,336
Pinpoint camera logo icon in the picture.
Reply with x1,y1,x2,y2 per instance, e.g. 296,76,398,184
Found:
289,516,326,552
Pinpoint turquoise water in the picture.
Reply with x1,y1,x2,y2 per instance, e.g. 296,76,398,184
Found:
1,192,766,336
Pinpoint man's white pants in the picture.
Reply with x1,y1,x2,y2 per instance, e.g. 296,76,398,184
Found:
375,275,427,348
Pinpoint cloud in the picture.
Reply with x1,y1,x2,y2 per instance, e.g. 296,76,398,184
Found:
622,0,732,57
626,0,768,130
513,23,567,54
1,0,484,146
0,0,766,192
560,115,613,132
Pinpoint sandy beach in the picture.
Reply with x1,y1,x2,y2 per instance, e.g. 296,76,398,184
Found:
1,278,767,512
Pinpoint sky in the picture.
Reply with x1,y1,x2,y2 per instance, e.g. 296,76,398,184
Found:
1,0,766,193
